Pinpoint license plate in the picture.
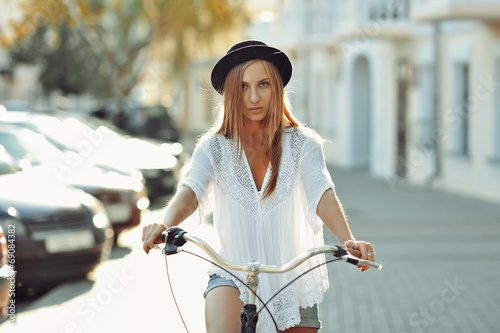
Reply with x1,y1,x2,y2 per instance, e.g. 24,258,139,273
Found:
45,230,96,253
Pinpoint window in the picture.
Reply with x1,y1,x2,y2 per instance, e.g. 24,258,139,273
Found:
492,58,500,160
449,62,469,156
415,64,434,147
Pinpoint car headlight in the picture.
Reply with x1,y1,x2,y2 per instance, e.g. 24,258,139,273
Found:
163,154,178,170
92,212,109,229
160,142,183,156
0,207,27,237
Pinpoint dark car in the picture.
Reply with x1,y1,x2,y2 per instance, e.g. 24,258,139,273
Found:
133,104,180,142
0,124,150,239
92,103,180,142
0,160,114,295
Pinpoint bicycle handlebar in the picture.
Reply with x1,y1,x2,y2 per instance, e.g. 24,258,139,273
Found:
158,227,383,272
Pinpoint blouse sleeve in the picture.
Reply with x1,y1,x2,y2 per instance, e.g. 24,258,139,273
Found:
177,136,214,223
298,135,335,234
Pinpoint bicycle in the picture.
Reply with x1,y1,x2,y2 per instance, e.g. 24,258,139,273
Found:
155,227,383,333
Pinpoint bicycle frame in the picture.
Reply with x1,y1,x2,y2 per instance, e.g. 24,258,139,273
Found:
158,228,382,333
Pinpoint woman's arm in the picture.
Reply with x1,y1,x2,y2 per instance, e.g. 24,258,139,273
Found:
142,135,214,253
316,188,354,245
317,188,375,270
142,185,198,253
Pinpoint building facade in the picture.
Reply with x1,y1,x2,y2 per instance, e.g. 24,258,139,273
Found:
231,0,500,203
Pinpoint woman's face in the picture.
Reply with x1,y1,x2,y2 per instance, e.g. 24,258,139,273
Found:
241,60,272,123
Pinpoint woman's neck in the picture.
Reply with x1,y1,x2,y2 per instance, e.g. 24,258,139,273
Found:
242,119,265,142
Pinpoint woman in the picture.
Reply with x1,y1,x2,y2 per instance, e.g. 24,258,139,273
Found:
142,40,376,333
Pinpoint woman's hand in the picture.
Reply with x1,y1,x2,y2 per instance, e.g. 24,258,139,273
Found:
141,186,198,254
142,223,168,254
343,240,376,272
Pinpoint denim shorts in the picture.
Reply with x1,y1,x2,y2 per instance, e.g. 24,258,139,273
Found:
204,274,322,329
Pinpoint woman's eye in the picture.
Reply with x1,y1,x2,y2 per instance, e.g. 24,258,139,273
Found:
242,84,247,89
260,82,269,87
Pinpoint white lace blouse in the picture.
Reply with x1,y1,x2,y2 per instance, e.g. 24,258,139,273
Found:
178,126,335,332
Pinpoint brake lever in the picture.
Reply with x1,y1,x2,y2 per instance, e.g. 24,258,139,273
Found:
162,243,183,255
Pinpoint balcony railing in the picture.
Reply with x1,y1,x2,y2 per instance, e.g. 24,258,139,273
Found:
269,0,412,48
369,0,409,21
332,0,411,41
411,0,500,22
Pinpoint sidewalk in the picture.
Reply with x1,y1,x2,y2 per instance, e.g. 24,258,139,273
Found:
320,166,500,332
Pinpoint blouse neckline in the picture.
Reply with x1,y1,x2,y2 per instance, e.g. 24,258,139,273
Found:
241,149,271,194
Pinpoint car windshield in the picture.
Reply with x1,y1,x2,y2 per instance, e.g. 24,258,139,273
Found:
0,160,19,175
32,115,126,151
0,128,63,166
26,116,74,151
0,146,19,175
73,114,129,137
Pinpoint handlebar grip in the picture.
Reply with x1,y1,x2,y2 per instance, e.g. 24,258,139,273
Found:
161,227,187,245
358,259,383,270
344,256,383,270
161,227,188,255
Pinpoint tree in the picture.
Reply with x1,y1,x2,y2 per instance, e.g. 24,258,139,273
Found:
1,0,246,101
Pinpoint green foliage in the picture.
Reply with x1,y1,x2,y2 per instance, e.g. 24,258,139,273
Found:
9,27,49,65
40,24,112,97
1,0,246,100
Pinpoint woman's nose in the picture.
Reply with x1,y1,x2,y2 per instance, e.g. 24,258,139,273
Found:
249,87,260,103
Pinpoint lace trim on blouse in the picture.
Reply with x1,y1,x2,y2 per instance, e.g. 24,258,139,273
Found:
209,129,305,219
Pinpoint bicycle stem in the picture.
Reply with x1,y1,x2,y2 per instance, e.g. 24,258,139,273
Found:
246,267,259,305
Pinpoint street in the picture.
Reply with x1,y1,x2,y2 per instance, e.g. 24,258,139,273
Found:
1,166,500,332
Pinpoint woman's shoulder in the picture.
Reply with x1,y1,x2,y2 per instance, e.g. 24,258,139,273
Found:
195,131,233,155
196,131,224,145
284,125,324,144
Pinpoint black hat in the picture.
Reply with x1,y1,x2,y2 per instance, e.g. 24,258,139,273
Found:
211,40,292,94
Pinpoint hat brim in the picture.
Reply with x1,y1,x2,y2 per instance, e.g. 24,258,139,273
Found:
211,44,292,94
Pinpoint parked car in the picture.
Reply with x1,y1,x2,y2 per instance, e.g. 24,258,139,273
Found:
0,124,149,239
92,103,180,142
62,111,185,197
0,110,143,180
0,157,114,295
0,110,185,199
76,112,187,197
131,104,180,142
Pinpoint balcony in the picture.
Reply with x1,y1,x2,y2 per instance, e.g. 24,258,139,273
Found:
332,0,412,41
411,0,500,22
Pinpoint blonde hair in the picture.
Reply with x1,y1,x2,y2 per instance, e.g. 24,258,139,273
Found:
213,60,300,199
